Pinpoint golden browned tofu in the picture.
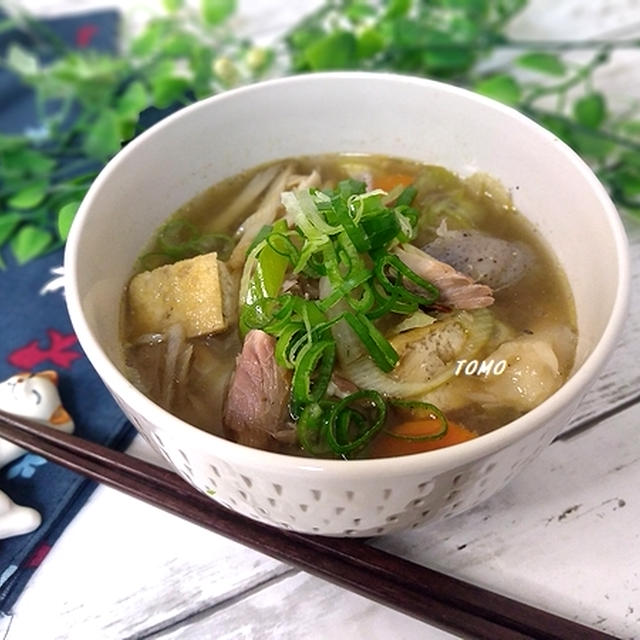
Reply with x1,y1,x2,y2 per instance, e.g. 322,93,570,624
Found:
128,252,230,338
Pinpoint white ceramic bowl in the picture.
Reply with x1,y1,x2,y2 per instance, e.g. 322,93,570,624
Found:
65,73,629,536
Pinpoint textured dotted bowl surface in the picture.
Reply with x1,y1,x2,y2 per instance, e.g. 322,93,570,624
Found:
65,73,629,536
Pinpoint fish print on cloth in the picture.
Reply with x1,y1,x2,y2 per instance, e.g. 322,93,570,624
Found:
8,329,81,370
0,371,76,539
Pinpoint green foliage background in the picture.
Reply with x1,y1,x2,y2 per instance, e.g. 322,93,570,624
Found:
1,0,639,266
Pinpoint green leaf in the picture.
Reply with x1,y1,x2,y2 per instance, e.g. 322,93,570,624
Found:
131,20,167,57
571,132,613,161
304,32,358,70
423,46,475,74
0,212,22,247
0,134,26,152
201,0,236,25
57,201,80,241
385,0,412,19
538,114,574,146
474,74,521,105
162,32,196,57
492,0,527,21
116,81,151,121
606,152,640,204
163,0,184,11
151,75,190,109
620,120,640,138
10,225,52,264
345,2,377,22
357,28,385,58
1,148,55,178
6,44,39,76
392,18,427,50
7,179,49,210
619,172,640,198
573,92,606,129
516,52,566,76
83,110,121,159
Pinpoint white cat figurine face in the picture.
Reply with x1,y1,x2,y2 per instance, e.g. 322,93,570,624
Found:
0,370,75,539
0,370,74,468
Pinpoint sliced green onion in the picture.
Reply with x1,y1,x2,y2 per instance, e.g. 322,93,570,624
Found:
387,401,448,441
374,254,440,307
297,402,332,456
158,219,199,256
235,177,453,459
151,218,234,264
274,323,305,369
282,189,340,238
337,178,366,199
290,340,336,417
347,190,386,224
253,233,290,300
329,193,370,252
366,278,418,319
139,252,172,271
294,234,328,275
345,281,375,313
344,312,399,372
245,224,274,256
326,389,387,455
394,209,417,243
396,185,417,206
266,231,300,264
361,210,400,250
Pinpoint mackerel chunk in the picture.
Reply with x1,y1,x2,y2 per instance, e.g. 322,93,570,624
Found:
223,329,292,450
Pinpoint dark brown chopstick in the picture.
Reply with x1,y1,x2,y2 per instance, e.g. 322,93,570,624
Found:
0,410,615,640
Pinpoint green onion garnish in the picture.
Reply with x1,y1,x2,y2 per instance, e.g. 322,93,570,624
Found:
290,340,336,417
374,254,440,308
387,401,448,441
326,390,387,456
140,218,233,269
237,176,448,458
343,312,399,373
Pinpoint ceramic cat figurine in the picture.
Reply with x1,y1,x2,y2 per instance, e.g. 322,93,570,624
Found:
0,370,75,539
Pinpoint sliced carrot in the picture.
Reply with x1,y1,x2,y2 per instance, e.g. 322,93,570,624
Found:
372,173,415,192
367,417,476,458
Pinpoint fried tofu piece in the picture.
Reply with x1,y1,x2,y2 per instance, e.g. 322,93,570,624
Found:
128,252,231,338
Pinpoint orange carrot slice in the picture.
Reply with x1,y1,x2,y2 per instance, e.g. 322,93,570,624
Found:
368,417,476,458
372,173,414,192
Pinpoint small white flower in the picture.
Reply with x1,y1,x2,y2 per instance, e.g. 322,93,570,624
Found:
40,265,66,296
24,124,50,143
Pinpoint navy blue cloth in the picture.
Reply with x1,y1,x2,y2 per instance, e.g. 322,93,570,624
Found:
0,9,136,613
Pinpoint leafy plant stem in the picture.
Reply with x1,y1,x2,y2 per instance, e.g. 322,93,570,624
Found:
519,48,612,108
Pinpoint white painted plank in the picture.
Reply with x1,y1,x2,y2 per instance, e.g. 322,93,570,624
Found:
566,221,640,428
376,401,640,640
5,478,289,640
147,571,459,640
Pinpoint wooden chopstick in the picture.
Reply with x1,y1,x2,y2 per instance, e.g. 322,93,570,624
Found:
0,410,615,640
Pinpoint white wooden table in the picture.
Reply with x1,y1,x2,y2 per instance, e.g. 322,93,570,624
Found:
3,1,640,638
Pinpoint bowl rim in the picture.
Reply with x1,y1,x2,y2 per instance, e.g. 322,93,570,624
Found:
64,71,631,478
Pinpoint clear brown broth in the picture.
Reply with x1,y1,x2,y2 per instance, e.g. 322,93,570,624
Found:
121,154,577,456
